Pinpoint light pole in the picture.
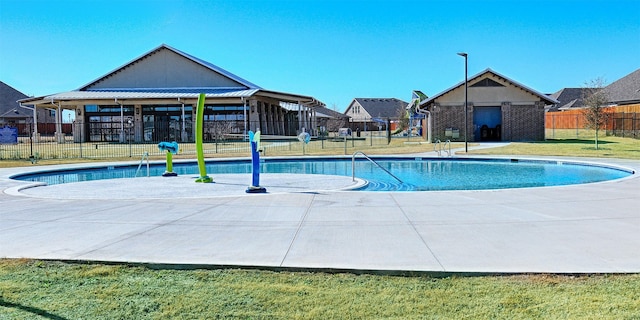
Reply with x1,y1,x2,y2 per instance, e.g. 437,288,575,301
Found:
457,52,468,153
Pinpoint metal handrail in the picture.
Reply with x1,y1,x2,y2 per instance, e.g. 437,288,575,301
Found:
434,139,441,156
352,151,402,183
443,139,451,157
135,152,150,177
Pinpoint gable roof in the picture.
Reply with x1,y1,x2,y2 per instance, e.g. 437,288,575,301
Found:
419,68,559,107
548,87,589,111
78,44,261,91
352,98,408,118
605,68,640,105
0,81,30,118
18,45,324,108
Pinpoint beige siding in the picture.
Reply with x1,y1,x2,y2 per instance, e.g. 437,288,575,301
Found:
87,50,243,89
437,75,541,107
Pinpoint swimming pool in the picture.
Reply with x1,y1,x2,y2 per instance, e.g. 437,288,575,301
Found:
12,157,634,191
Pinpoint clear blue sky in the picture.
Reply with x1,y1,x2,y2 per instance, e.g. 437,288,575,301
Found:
1,0,639,112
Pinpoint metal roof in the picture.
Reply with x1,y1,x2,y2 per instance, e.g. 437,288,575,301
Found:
18,88,325,108
18,88,258,104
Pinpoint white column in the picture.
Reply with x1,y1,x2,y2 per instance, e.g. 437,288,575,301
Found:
297,102,302,132
249,100,259,131
181,103,187,142
119,104,125,143
135,105,143,142
73,106,84,143
278,105,283,135
56,104,64,143
32,106,39,142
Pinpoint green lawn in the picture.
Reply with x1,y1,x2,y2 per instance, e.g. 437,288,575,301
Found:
466,136,640,160
2,260,639,319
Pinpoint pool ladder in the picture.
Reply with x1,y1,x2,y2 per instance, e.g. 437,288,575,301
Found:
352,151,402,183
434,139,451,157
135,152,150,177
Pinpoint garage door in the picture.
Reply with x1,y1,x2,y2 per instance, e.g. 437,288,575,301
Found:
473,106,502,141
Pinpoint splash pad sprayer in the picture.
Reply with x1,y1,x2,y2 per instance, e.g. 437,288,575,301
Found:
194,93,213,183
157,141,179,177
246,130,267,193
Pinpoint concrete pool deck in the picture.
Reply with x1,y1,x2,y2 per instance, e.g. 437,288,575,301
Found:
1,148,639,274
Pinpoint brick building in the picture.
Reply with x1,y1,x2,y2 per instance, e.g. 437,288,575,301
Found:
418,69,558,142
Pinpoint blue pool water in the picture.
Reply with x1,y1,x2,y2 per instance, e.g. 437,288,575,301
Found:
13,157,633,192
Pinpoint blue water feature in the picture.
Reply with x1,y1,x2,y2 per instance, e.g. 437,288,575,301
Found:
12,158,633,192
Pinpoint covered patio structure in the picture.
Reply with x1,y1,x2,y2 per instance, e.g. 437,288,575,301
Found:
18,44,325,143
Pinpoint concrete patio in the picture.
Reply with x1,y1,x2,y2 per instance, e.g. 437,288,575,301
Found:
1,152,639,274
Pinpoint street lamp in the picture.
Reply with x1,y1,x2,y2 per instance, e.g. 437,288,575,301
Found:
457,52,468,153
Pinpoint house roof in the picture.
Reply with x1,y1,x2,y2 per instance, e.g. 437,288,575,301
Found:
419,68,559,107
605,68,640,105
352,98,408,118
548,87,589,111
0,81,30,118
314,106,350,119
78,44,261,91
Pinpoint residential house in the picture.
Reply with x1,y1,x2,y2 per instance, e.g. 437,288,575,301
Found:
344,98,408,132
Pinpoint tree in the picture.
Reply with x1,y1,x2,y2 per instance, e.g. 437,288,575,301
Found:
581,78,611,150
205,120,233,142
395,103,409,134
325,117,345,137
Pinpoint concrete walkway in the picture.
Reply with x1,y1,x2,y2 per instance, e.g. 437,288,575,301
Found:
1,149,639,274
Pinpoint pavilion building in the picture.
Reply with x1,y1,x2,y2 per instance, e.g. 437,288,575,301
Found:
18,44,325,143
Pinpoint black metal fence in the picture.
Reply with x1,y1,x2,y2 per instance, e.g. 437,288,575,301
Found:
0,120,427,160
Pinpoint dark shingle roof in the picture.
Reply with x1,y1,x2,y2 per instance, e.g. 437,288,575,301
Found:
354,98,408,118
605,68,640,105
315,106,350,119
0,81,30,118
548,87,589,111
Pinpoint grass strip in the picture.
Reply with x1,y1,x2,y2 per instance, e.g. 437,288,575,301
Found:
1,260,639,319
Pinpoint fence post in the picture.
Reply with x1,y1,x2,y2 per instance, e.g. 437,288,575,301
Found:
576,115,579,138
344,136,347,155
78,122,83,158
631,112,638,138
552,114,555,139
622,111,627,138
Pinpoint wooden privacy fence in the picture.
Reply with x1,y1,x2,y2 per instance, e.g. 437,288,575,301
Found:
545,105,639,139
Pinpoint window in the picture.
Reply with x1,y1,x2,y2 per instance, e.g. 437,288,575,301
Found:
143,105,184,113
471,78,505,87
85,105,134,113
